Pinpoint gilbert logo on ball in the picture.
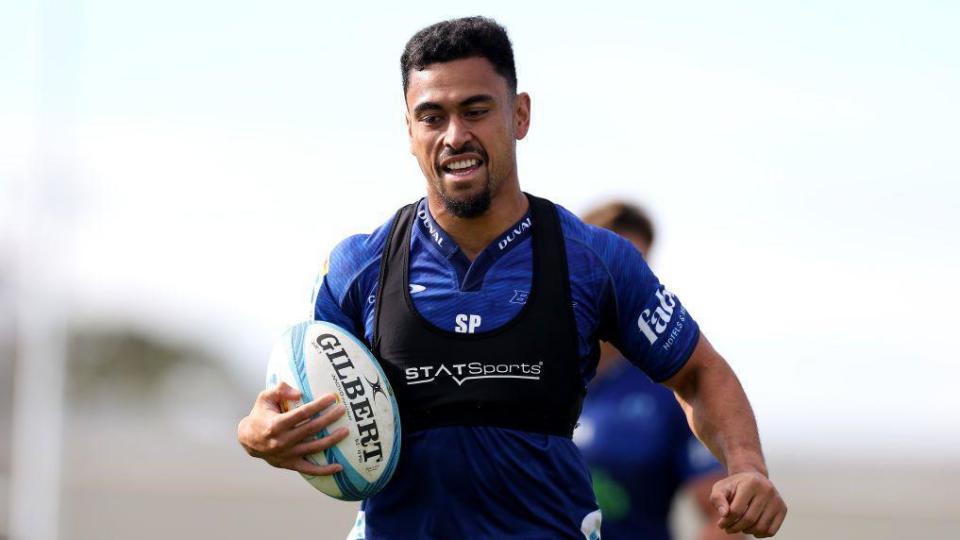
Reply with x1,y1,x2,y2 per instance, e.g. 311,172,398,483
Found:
266,321,401,500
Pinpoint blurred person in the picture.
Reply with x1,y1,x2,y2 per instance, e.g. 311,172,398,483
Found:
238,16,786,539
575,202,743,540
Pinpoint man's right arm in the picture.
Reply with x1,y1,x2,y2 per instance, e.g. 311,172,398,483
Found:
237,231,383,476
237,271,356,475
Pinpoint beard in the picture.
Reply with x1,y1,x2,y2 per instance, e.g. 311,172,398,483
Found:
434,143,494,218
438,180,493,218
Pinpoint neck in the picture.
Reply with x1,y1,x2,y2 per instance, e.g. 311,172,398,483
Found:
427,182,528,261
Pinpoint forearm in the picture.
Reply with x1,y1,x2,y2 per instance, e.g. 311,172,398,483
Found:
666,335,787,536
669,335,766,476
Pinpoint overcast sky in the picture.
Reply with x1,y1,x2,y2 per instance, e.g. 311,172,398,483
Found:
3,0,958,462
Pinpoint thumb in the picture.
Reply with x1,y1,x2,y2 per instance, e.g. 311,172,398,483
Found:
710,480,734,516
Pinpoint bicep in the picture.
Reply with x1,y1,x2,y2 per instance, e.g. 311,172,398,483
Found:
661,332,739,404
662,333,716,398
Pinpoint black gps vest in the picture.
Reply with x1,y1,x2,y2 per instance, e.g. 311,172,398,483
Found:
371,194,586,438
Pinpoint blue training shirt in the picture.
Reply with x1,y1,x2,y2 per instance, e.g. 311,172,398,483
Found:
312,198,701,539
575,360,723,540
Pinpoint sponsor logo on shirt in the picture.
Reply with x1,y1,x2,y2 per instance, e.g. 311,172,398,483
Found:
497,217,532,251
404,360,543,387
637,286,686,351
409,283,427,294
510,290,529,305
509,290,576,307
417,209,444,247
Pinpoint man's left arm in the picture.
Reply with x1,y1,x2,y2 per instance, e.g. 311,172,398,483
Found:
663,333,788,538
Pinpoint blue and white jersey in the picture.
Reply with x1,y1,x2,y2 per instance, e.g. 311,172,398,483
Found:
575,360,723,540
313,198,701,539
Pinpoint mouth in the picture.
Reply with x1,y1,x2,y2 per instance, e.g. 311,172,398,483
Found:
439,156,484,178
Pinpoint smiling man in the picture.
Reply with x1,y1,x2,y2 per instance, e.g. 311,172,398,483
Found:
238,16,787,539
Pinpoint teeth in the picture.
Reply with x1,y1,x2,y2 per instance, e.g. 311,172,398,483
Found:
446,159,478,171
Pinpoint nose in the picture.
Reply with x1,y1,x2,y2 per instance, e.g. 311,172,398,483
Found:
443,115,473,150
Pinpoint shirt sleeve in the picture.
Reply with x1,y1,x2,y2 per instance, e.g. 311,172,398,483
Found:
310,234,375,339
312,274,362,334
594,228,701,381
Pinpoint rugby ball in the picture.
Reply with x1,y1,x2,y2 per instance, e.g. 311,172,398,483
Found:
266,320,401,500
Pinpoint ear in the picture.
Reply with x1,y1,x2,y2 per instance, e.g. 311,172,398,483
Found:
513,92,531,140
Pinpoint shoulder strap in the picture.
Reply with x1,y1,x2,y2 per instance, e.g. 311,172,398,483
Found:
372,201,418,354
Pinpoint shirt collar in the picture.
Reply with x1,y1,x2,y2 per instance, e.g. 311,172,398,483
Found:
413,198,534,291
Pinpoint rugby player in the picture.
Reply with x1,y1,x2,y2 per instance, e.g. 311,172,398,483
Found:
575,201,744,540
238,16,787,539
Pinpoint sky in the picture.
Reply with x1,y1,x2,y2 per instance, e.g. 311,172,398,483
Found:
2,0,959,462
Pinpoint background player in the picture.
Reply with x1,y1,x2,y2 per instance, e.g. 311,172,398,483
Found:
575,201,744,540
238,16,787,539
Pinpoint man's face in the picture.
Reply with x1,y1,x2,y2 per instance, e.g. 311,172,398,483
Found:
405,56,530,218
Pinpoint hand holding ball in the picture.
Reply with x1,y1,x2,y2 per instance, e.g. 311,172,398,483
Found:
264,321,401,500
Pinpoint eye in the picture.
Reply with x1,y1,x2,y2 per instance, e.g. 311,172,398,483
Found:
420,114,443,126
464,108,489,119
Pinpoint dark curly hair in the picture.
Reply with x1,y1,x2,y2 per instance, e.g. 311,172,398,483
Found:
582,201,657,250
401,16,517,96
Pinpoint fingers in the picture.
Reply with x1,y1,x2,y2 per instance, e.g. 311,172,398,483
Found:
747,510,775,538
746,496,788,537
769,505,788,536
272,427,349,477
713,472,788,537
285,403,347,444
277,392,339,430
256,382,302,413
265,425,348,465
262,426,350,475
718,481,755,530
288,427,350,458
242,383,355,480
726,497,766,534
244,393,347,454
709,480,733,517
260,381,301,402
276,381,303,401
287,458,343,477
